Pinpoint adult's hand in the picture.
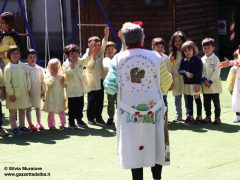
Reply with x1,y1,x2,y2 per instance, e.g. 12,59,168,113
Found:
217,57,231,69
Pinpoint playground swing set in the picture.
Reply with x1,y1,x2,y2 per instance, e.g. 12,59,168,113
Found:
0,0,121,67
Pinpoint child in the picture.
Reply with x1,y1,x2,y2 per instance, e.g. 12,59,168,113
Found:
201,38,222,124
43,58,66,129
26,49,45,131
102,41,117,125
4,45,31,135
152,37,170,104
151,37,172,118
0,12,24,67
62,43,97,128
178,41,203,123
233,44,240,59
0,67,9,137
83,26,109,125
168,31,188,122
226,66,240,123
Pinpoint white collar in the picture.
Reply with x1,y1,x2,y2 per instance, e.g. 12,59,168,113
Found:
65,58,72,65
10,61,20,67
205,53,215,59
27,64,40,69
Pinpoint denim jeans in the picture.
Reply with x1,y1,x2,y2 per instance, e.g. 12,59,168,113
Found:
174,95,188,117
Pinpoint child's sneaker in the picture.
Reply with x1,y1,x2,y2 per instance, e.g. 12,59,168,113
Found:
49,126,57,130
185,116,194,124
36,123,45,131
19,127,31,133
202,116,212,124
88,119,96,125
29,123,37,132
172,116,182,122
194,116,203,124
96,118,106,125
77,119,88,128
69,123,78,129
213,118,221,125
0,128,10,137
59,125,66,129
11,128,21,135
233,116,240,123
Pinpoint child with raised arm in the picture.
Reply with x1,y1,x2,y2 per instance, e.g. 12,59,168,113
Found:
4,45,31,135
62,43,97,128
43,58,67,129
201,38,222,124
83,27,109,125
26,49,46,131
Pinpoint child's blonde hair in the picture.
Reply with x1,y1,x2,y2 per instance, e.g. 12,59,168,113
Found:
47,58,62,75
181,40,198,58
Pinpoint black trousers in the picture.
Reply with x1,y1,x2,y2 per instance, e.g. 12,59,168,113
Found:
0,102,2,128
107,93,117,118
87,81,104,121
186,95,202,116
68,96,84,125
203,93,221,118
131,164,162,180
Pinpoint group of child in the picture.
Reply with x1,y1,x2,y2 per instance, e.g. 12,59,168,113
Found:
151,32,223,125
0,41,116,136
0,11,121,136
0,12,239,138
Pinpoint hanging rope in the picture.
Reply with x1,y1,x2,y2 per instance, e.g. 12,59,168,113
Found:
95,0,121,49
78,0,82,55
23,0,30,49
44,0,50,68
17,0,39,63
59,0,65,61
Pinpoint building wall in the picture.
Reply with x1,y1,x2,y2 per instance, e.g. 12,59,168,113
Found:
175,0,218,53
109,0,175,50
71,0,221,54
70,0,175,51
70,0,110,52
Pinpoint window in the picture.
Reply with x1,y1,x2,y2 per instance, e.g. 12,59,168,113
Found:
145,0,164,6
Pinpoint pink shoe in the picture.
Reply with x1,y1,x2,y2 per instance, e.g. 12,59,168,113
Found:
36,123,45,131
29,123,37,132
59,125,66,129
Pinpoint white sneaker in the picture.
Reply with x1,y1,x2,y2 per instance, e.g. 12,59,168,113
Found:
233,116,240,123
172,116,182,122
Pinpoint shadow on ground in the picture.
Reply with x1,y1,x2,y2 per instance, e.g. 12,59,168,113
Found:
0,125,116,146
168,121,240,133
